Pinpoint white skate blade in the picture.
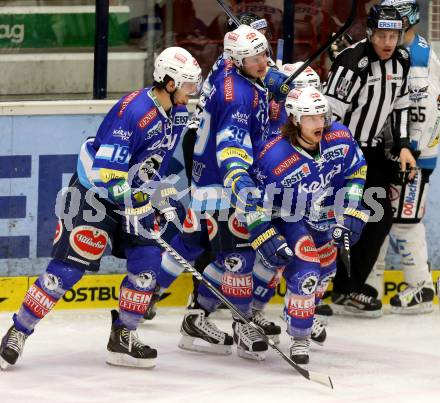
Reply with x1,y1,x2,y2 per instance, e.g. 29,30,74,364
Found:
390,302,433,315
330,303,347,315
343,306,383,318
178,335,232,355
0,356,10,371
236,345,266,361
106,352,156,368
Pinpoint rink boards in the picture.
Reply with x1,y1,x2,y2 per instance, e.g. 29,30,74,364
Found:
0,270,439,312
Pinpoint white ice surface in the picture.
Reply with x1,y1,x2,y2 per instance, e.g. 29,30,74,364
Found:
0,306,439,403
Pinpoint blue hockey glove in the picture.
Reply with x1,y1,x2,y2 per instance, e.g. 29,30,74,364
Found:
123,202,157,239
249,222,294,269
332,210,368,246
263,67,293,102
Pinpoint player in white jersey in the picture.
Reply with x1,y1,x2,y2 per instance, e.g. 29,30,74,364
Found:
366,0,440,313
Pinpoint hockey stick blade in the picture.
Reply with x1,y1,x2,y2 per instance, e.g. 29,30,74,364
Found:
153,234,333,389
281,0,358,90
340,233,351,277
216,0,241,27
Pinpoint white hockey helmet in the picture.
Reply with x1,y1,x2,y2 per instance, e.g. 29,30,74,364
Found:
153,47,202,94
280,62,321,90
224,24,268,68
285,86,331,126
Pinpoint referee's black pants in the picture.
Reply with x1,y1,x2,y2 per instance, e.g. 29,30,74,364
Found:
332,146,394,296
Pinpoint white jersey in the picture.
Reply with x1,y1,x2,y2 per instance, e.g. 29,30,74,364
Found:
407,34,440,170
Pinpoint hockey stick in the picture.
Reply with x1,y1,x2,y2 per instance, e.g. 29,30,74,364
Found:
279,0,358,93
152,233,333,389
340,233,351,277
276,38,284,68
216,0,240,27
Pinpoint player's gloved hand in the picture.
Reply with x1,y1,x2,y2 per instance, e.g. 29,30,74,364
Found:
123,202,157,239
332,210,368,247
328,32,354,61
263,67,293,102
149,185,186,228
158,198,186,225
249,222,294,269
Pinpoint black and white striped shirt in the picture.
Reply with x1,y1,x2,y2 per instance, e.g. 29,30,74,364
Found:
324,39,411,148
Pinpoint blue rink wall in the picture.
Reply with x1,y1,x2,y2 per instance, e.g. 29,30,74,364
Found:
0,106,439,276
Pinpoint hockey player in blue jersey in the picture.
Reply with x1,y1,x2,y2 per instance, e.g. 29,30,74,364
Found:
252,62,324,344
252,86,368,363
174,12,276,327
159,24,294,361
0,47,202,370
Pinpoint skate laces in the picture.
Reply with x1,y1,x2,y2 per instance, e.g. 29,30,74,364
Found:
350,292,373,304
311,317,325,337
196,312,225,338
399,284,424,304
290,338,310,355
252,310,273,327
121,328,145,353
6,327,27,356
235,321,262,343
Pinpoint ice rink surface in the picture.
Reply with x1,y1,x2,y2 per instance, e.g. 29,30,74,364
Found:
0,306,439,403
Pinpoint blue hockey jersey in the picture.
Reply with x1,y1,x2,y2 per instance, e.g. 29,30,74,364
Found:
77,87,188,208
253,121,367,231
190,62,269,212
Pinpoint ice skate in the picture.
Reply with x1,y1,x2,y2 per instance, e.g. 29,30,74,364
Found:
179,309,233,355
232,319,268,361
289,337,311,365
106,310,157,368
330,291,349,315
344,292,383,318
390,283,434,314
311,316,327,345
0,325,28,370
252,309,281,345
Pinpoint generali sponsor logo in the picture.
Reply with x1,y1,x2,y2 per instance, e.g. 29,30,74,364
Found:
118,90,141,118
69,226,108,261
258,134,283,159
269,100,280,120
224,76,234,102
272,153,301,176
252,89,259,108
138,107,159,129
324,129,351,142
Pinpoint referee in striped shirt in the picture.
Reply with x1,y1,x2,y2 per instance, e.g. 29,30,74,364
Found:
323,4,416,316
